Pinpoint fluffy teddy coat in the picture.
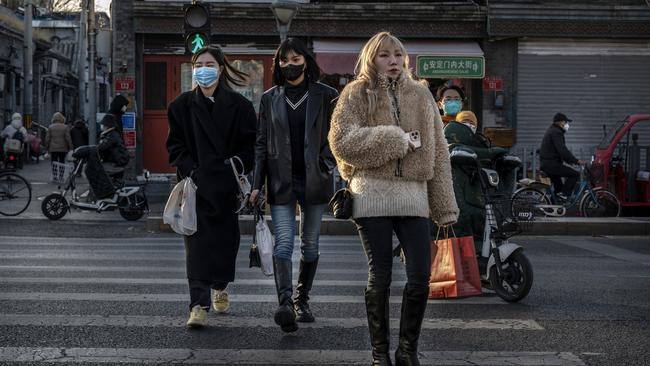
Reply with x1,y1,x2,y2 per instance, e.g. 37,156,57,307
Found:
329,76,459,225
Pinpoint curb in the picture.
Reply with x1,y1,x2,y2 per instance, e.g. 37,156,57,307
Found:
146,216,359,236
147,216,650,237
2,215,648,237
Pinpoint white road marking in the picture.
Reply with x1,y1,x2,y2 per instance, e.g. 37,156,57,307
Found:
0,348,586,365
553,239,650,267
0,276,384,287
0,314,543,330
0,265,373,275
0,292,506,304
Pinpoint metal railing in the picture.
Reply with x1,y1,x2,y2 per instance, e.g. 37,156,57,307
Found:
510,145,596,180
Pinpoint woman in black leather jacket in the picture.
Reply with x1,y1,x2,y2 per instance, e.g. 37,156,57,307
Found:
250,38,338,333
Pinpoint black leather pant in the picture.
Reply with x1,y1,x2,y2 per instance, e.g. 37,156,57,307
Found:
353,217,432,290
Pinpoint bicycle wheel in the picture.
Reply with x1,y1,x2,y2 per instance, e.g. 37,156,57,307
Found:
580,188,621,217
0,173,32,216
511,187,549,219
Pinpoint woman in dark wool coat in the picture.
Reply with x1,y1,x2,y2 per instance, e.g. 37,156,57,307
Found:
166,45,257,328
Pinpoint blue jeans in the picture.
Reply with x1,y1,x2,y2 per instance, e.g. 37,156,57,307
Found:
270,194,326,263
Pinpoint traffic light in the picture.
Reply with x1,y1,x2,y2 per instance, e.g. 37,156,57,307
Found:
183,2,210,55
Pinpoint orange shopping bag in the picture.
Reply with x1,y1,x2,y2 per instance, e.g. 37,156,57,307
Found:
429,227,482,299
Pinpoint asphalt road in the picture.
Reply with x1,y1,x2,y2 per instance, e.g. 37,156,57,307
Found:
0,234,647,365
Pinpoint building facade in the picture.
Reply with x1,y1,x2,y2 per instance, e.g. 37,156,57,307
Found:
110,0,650,174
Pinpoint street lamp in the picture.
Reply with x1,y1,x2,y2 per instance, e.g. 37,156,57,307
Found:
270,0,299,42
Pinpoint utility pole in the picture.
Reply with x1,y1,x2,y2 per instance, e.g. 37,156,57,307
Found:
78,0,87,123
87,0,97,144
23,0,33,129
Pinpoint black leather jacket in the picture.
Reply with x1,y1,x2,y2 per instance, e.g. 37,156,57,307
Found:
253,81,339,205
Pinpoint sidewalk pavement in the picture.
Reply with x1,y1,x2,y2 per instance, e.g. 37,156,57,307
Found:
4,159,650,237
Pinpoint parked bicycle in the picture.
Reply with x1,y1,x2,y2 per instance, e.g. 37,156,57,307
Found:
0,168,32,216
512,164,621,218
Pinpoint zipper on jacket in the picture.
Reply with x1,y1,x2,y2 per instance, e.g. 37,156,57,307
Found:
388,86,403,177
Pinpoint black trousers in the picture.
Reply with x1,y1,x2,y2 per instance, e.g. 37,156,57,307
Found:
541,163,579,196
353,217,432,291
188,279,228,310
51,152,67,164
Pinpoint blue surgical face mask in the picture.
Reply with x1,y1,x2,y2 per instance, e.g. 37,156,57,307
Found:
442,100,462,116
193,66,219,88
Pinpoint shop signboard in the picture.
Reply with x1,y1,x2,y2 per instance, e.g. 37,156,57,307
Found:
416,56,485,79
483,76,503,91
123,130,136,149
121,112,136,130
114,76,135,91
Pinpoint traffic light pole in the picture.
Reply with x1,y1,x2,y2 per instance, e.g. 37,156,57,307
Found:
23,0,33,129
78,0,87,121
88,0,97,144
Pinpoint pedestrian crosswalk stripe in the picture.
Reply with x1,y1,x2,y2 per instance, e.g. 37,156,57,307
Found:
0,292,507,304
0,314,544,330
0,241,363,252
0,248,364,255
0,253,367,262
0,236,363,245
0,348,586,365
0,265,375,275
0,277,392,287
552,239,650,267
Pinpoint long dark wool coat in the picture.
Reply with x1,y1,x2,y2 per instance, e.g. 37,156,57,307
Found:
167,85,256,283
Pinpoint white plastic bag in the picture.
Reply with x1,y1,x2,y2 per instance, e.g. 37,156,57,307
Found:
163,177,197,236
255,212,274,276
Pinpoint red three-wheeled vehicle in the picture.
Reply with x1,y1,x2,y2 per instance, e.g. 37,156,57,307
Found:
591,114,650,211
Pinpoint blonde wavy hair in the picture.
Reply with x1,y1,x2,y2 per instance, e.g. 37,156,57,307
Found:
354,32,412,123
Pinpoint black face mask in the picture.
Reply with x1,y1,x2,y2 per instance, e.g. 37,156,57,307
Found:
280,63,305,81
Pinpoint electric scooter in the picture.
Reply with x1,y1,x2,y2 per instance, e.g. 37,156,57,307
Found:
41,146,150,221
450,148,534,302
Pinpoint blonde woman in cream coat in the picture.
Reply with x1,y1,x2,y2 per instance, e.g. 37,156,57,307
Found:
329,32,458,366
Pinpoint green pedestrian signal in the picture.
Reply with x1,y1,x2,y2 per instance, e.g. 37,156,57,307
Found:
183,2,210,55
188,32,208,54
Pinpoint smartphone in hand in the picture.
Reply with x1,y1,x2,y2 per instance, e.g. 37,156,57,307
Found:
408,130,421,149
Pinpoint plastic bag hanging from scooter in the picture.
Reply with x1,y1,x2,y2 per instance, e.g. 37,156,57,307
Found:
229,156,252,214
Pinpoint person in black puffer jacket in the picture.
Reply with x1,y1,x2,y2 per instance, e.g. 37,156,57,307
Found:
98,116,130,173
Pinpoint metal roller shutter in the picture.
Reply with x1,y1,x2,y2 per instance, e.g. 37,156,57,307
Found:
516,39,650,160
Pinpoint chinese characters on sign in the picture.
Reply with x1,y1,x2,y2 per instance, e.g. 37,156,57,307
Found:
483,76,503,91
114,76,135,92
123,131,137,150
416,56,485,79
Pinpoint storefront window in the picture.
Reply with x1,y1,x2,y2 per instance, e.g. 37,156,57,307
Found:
144,62,167,110
181,63,193,93
230,59,264,113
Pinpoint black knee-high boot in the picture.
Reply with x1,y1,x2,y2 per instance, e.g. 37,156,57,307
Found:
365,288,392,366
293,257,319,322
273,256,298,333
395,284,429,366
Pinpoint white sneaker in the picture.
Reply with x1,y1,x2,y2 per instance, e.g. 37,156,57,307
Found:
186,305,208,328
212,290,230,313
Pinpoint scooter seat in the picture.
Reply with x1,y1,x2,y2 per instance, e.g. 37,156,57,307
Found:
518,178,550,189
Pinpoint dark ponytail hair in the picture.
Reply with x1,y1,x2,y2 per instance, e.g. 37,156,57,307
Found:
191,45,248,91
272,38,321,86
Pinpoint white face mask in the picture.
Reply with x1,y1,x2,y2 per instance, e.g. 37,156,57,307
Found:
562,123,570,132
11,120,22,129
462,122,477,134
100,124,106,132
121,105,127,113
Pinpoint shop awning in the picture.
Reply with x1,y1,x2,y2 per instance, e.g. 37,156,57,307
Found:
314,39,484,77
